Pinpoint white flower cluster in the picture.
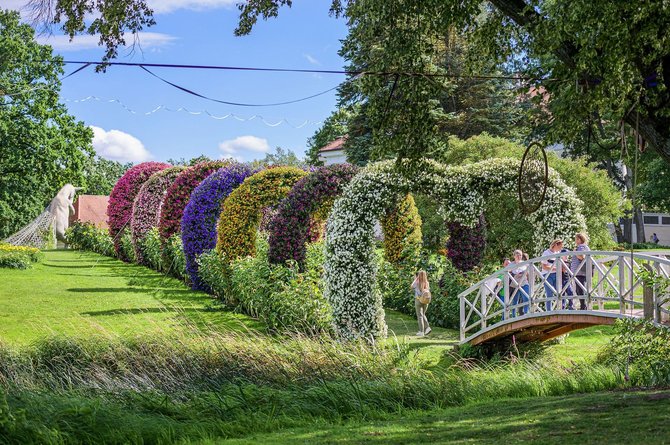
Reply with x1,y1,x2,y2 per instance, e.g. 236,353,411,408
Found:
324,158,586,340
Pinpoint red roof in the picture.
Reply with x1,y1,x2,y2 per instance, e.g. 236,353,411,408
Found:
319,136,347,152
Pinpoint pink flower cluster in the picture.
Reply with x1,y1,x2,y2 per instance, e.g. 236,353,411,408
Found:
158,161,230,242
107,162,171,259
131,166,186,264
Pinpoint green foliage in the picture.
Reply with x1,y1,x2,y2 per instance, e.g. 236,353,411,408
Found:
162,234,187,280
0,10,94,239
81,156,131,196
0,243,42,269
414,194,447,251
381,194,422,266
118,229,136,264
251,147,307,169
138,227,163,271
638,157,670,213
65,221,114,256
200,239,332,334
305,108,351,165
600,319,670,387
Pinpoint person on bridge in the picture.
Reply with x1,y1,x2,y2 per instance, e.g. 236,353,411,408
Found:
570,233,591,310
541,239,564,310
411,270,432,337
510,250,530,317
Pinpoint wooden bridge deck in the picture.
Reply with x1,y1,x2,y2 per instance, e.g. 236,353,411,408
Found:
464,310,626,345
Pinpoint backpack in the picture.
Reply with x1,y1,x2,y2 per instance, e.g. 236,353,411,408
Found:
418,289,432,305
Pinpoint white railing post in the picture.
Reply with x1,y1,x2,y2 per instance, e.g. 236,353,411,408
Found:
480,288,487,331
503,271,510,320
586,253,593,310
528,264,536,314
556,258,563,311
460,292,465,342
619,256,626,314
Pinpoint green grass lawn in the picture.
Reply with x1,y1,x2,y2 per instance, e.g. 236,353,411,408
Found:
0,250,262,344
217,390,670,444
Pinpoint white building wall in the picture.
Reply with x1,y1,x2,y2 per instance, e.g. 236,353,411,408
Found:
319,149,347,166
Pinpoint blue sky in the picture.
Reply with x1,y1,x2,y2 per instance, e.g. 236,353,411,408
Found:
9,0,348,163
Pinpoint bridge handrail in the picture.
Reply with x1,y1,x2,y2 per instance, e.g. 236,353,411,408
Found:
459,250,670,298
458,250,670,343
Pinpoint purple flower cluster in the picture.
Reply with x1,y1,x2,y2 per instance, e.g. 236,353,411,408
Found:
181,163,254,291
159,161,230,242
107,161,171,259
131,166,185,264
446,214,487,272
267,164,358,267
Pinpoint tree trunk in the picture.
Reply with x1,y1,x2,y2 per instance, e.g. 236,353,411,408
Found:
621,216,632,244
634,207,646,244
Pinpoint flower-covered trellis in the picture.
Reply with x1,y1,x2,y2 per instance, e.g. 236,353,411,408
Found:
267,164,358,268
107,161,171,259
325,158,586,340
131,166,186,264
158,161,230,242
182,163,255,291
216,167,307,263
380,193,423,266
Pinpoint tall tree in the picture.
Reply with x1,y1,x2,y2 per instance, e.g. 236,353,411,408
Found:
0,9,93,239
82,156,132,196
28,1,670,164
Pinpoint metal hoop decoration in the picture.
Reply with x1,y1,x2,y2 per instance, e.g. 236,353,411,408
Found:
518,141,548,215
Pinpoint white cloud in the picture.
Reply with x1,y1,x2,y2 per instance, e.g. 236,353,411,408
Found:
36,32,176,52
148,0,237,14
303,53,321,66
219,136,270,158
91,126,153,163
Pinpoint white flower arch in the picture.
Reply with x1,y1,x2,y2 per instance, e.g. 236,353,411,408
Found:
324,158,587,340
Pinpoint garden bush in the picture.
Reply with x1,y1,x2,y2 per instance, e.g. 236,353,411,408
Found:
137,228,163,271
599,318,670,387
0,243,41,269
158,161,230,242
380,193,422,267
131,166,185,264
446,214,486,272
200,239,332,333
119,230,137,264
182,163,255,291
107,161,171,259
162,234,187,280
65,221,114,257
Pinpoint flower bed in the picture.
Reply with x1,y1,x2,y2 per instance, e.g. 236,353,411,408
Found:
158,161,230,242
216,166,307,264
325,158,586,340
182,163,254,291
107,162,171,259
267,164,358,268
0,243,42,269
131,166,186,264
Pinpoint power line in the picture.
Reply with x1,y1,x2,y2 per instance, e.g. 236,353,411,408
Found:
63,60,559,82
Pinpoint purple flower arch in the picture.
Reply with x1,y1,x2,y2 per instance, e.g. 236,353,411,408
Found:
267,164,358,267
158,161,230,242
131,166,186,264
181,163,255,291
107,161,171,259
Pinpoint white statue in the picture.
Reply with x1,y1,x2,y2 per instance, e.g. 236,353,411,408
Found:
50,184,83,245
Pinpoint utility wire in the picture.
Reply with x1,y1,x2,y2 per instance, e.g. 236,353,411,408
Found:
63,60,560,82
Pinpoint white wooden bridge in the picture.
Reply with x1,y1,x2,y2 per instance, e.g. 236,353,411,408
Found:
459,250,670,345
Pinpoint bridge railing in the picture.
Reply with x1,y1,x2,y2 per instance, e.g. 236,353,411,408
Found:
459,250,670,343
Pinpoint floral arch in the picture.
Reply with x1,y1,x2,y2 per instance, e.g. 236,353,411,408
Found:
158,161,230,242
324,158,586,340
130,166,186,264
182,163,255,291
216,166,308,264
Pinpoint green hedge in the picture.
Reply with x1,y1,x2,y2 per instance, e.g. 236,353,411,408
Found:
65,222,114,257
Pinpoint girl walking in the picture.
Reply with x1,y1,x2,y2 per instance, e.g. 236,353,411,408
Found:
411,270,432,337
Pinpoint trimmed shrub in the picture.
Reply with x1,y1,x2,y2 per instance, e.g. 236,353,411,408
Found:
158,161,230,243
216,166,307,264
381,193,423,267
267,164,358,268
65,221,114,256
119,230,136,264
107,162,171,259
182,164,255,291
131,166,186,264
446,214,487,272
138,228,163,271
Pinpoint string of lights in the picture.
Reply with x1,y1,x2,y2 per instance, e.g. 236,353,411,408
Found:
63,95,325,128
